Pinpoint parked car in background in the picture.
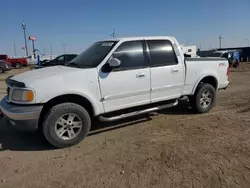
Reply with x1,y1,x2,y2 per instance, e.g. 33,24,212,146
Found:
211,50,240,68
27,54,57,65
0,60,12,73
0,54,27,69
0,36,230,148
33,54,77,69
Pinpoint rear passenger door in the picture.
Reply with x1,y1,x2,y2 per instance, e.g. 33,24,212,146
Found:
147,40,184,103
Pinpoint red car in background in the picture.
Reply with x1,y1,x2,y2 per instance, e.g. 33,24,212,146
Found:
0,54,27,69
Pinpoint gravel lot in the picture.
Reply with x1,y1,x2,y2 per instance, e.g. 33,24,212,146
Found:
0,64,250,188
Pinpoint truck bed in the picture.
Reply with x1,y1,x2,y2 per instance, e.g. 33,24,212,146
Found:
182,57,229,96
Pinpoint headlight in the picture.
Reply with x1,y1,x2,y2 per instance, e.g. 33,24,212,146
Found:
12,89,34,102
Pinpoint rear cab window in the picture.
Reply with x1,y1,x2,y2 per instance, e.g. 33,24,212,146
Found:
146,40,178,67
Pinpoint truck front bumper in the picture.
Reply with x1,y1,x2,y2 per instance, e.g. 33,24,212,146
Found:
0,96,43,131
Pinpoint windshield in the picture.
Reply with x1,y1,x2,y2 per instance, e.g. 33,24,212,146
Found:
211,52,223,57
67,41,118,68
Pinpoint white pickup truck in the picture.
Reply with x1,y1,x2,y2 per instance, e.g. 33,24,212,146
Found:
0,36,229,148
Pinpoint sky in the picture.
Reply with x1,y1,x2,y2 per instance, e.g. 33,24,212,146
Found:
0,0,250,57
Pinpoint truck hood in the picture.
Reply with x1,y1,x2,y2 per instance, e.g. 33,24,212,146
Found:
9,65,100,104
11,66,89,87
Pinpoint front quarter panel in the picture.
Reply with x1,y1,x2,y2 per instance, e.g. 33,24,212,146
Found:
28,68,104,115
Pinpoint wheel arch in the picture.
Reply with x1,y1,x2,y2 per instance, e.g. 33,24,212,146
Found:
192,75,218,95
38,94,96,130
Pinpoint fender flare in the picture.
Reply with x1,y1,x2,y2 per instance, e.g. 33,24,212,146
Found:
41,92,100,115
191,75,218,95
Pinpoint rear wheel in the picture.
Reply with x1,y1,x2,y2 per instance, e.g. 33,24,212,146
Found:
189,83,216,113
15,62,23,69
42,103,91,148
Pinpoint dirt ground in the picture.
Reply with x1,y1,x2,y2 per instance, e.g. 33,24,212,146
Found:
0,64,250,188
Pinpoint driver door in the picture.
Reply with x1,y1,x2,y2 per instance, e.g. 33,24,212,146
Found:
98,40,151,113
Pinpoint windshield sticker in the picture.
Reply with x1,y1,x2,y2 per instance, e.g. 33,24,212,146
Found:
101,42,114,47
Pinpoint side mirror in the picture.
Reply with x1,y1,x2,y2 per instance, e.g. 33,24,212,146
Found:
108,58,121,68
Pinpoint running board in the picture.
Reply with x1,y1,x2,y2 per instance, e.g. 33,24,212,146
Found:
99,100,178,122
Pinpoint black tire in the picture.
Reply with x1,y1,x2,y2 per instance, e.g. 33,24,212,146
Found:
42,103,91,148
189,83,216,113
0,67,4,74
15,62,23,69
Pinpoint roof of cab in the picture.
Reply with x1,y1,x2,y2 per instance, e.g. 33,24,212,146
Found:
102,36,175,42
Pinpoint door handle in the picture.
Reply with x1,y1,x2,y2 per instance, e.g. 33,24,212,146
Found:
171,69,179,73
136,73,145,78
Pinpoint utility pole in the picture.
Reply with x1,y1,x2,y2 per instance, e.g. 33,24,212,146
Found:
111,29,116,38
44,48,46,55
22,22,29,56
219,35,223,49
13,43,17,56
32,40,35,57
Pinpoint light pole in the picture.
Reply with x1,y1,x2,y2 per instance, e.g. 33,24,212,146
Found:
13,43,17,56
21,22,29,57
244,38,249,47
219,35,223,49
50,45,52,59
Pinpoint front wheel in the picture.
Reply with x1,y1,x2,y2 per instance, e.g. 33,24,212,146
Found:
42,103,91,148
189,83,216,113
